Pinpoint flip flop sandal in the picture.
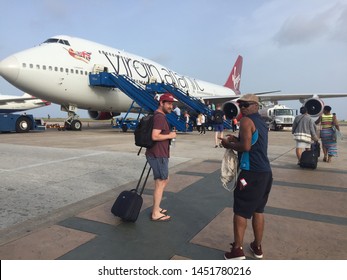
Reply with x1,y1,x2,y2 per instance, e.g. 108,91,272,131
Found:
151,215,171,222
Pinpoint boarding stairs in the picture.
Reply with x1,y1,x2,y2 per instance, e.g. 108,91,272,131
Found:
146,82,232,129
89,72,189,132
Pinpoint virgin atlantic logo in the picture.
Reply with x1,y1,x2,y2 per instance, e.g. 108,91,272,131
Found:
66,48,92,63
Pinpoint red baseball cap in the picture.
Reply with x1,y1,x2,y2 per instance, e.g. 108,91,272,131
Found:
159,93,178,103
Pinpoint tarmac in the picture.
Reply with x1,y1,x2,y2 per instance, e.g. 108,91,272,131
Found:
0,122,346,260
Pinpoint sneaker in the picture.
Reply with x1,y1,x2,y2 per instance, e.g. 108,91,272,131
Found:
219,143,223,148
250,241,263,259
224,243,246,260
215,145,218,148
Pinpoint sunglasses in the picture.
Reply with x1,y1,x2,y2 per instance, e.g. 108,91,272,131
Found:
238,102,257,108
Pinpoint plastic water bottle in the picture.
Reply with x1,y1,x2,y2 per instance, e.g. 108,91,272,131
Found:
171,127,176,147
171,138,176,147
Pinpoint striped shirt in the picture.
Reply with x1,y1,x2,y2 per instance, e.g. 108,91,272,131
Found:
321,114,333,129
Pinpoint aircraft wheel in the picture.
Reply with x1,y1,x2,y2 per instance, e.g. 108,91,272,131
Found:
121,123,128,132
71,120,82,131
15,116,32,133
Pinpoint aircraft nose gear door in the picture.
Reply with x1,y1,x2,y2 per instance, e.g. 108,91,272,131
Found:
61,105,82,131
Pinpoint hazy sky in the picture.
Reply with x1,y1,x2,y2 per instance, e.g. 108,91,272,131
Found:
0,0,346,119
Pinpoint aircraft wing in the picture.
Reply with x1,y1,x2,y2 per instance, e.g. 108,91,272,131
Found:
0,93,51,112
202,96,238,104
201,92,347,104
253,92,347,102
0,93,39,103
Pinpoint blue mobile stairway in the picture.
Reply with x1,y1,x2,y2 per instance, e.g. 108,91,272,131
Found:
146,83,232,129
89,72,190,132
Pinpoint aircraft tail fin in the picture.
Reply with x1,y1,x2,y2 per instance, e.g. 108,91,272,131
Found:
224,55,242,95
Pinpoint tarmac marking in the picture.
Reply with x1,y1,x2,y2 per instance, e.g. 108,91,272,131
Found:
176,171,210,177
272,164,347,175
266,206,347,226
0,151,108,172
0,225,96,260
273,180,347,193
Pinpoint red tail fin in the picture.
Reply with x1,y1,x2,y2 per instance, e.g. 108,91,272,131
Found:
224,55,243,95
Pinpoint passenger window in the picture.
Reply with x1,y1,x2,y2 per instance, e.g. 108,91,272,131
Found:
55,67,58,71
43,65,46,70
36,65,40,70
60,67,64,72
30,64,33,68
22,63,26,68
49,66,53,71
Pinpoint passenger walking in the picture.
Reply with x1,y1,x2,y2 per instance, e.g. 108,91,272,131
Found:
315,106,340,163
213,105,226,147
220,94,273,260
173,105,181,119
146,93,177,222
291,107,319,164
184,111,190,131
196,112,206,134
196,112,202,133
200,113,206,135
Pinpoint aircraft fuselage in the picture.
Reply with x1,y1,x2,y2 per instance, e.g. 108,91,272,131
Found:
0,35,234,114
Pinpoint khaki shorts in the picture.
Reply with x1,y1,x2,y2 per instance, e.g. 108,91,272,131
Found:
296,141,311,149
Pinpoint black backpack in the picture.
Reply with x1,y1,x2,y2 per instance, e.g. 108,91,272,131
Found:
214,110,224,124
134,114,154,149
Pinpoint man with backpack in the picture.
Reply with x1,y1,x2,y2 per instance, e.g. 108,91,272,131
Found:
213,104,226,148
146,93,177,222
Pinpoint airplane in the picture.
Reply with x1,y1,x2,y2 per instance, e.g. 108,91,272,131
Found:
0,35,347,130
0,92,51,113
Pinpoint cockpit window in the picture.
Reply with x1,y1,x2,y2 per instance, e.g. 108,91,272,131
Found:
43,38,59,44
42,38,70,46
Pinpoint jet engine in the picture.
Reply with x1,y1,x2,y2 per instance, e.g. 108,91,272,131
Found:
88,111,120,120
303,98,324,117
222,101,241,120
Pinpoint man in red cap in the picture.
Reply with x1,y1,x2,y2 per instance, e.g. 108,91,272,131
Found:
146,93,177,222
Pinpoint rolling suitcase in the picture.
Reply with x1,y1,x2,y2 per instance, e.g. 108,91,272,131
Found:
111,161,151,222
311,141,320,158
299,150,318,169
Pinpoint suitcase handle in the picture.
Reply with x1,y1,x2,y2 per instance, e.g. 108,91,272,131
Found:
135,161,151,195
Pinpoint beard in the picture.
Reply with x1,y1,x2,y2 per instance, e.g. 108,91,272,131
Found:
162,105,173,114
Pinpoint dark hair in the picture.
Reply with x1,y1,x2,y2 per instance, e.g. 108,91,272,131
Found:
300,107,307,114
324,105,332,112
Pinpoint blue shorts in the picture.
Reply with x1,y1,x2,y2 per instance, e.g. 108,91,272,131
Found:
214,124,224,132
233,170,273,219
146,157,169,180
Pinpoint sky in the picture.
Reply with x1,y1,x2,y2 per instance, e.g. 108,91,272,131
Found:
0,0,346,120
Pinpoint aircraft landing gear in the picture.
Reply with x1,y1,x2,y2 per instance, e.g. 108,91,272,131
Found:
62,105,82,131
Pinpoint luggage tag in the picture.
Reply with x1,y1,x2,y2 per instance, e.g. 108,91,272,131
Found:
239,178,247,190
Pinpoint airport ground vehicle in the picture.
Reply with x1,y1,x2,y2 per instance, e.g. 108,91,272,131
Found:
0,113,45,133
259,104,297,130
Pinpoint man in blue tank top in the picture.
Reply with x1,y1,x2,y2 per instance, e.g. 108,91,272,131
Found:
220,94,273,260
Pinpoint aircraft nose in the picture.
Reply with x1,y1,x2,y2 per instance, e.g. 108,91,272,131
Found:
0,55,20,83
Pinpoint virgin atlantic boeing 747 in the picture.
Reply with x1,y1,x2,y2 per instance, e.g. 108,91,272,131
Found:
0,35,346,130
